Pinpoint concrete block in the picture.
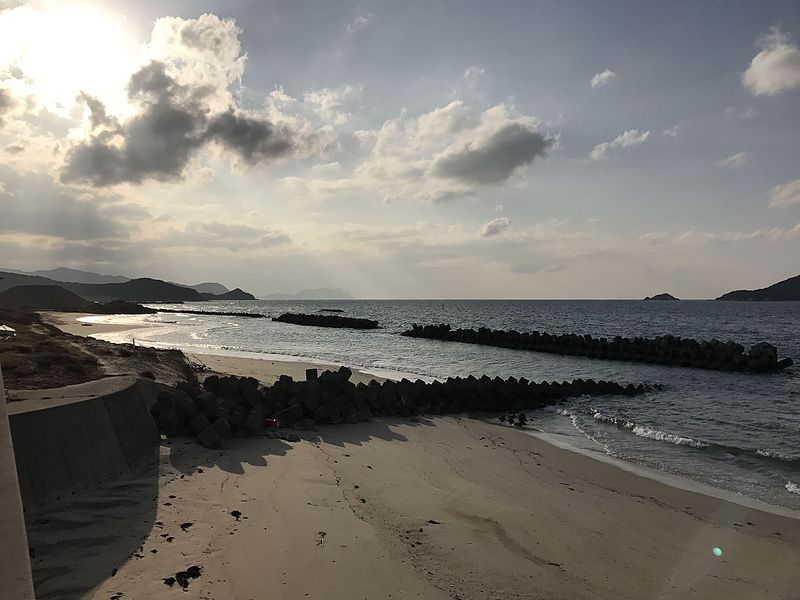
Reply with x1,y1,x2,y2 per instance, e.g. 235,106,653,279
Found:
197,426,220,448
189,413,210,434
210,417,231,438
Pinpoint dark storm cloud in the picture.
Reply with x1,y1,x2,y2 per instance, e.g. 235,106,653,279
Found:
430,123,552,185
205,110,293,163
62,62,296,187
78,92,120,131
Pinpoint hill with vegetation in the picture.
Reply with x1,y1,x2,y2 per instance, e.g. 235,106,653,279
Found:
717,274,800,301
0,285,92,310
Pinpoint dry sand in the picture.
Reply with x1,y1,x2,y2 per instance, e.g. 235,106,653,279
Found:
28,312,800,599
25,418,800,599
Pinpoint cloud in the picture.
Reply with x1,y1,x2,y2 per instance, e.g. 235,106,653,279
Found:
589,129,650,161
158,221,291,252
61,62,213,186
723,106,756,120
205,109,294,163
146,13,246,111
0,86,13,126
479,216,511,237
352,102,554,202
430,122,552,185
717,151,748,169
462,65,485,87
57,15,342,187
662,124,680,138
768,178,800,209
590,69,616,89
742,29,800,95
302,84,361,125
60,40,301,185
346,14,371,34
0,166,138,240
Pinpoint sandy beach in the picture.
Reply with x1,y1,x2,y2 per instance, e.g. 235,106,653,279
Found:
24,413,800,600
21,313,800,599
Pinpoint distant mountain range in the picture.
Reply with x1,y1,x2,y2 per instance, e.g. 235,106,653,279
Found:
261,288,352,300
188,282,230,295
0,269,255,303
0,266,258,301
717,274,800,301
1,267,233,296
13,267,130,285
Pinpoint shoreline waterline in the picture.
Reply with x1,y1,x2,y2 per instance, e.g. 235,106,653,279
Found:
41,309,800,518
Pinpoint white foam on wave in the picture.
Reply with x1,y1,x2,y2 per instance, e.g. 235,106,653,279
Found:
590,410,708,449
787,482,800,495
630,424,709,448
756,448,797,463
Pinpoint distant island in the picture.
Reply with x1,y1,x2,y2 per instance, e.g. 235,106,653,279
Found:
643,293,680,301
717,274,800,301
210,288,256,301
261,287,352,300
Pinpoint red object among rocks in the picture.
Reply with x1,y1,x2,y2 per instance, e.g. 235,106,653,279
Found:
263,418,280,428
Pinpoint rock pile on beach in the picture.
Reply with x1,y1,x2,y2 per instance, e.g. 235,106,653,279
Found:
273,312,380,329
149,367,658,447
401,323,793,373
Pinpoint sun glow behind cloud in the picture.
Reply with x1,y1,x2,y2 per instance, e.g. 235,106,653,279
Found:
0,2,139,116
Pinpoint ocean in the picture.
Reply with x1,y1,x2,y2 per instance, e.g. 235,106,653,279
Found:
84,299,800,511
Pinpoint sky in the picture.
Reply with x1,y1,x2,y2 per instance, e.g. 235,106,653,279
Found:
0,0,799,298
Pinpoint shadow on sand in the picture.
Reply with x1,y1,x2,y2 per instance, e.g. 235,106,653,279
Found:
24,415,438,599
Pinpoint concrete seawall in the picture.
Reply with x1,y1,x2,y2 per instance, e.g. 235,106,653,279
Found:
0,366,36,599
8,376,161,511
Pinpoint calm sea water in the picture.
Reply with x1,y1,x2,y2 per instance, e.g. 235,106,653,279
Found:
87,300,800,510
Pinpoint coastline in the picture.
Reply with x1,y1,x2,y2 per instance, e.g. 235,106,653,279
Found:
41,310,799,515
29,310,800,598
39,311,385,385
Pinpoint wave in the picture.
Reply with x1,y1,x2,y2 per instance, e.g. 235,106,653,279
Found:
590,410,709,448
756,449,800,467
630,424,709,448
553,407,800,469
787,482,800,495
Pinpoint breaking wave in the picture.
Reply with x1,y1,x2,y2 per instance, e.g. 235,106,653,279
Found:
590,410,709,448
